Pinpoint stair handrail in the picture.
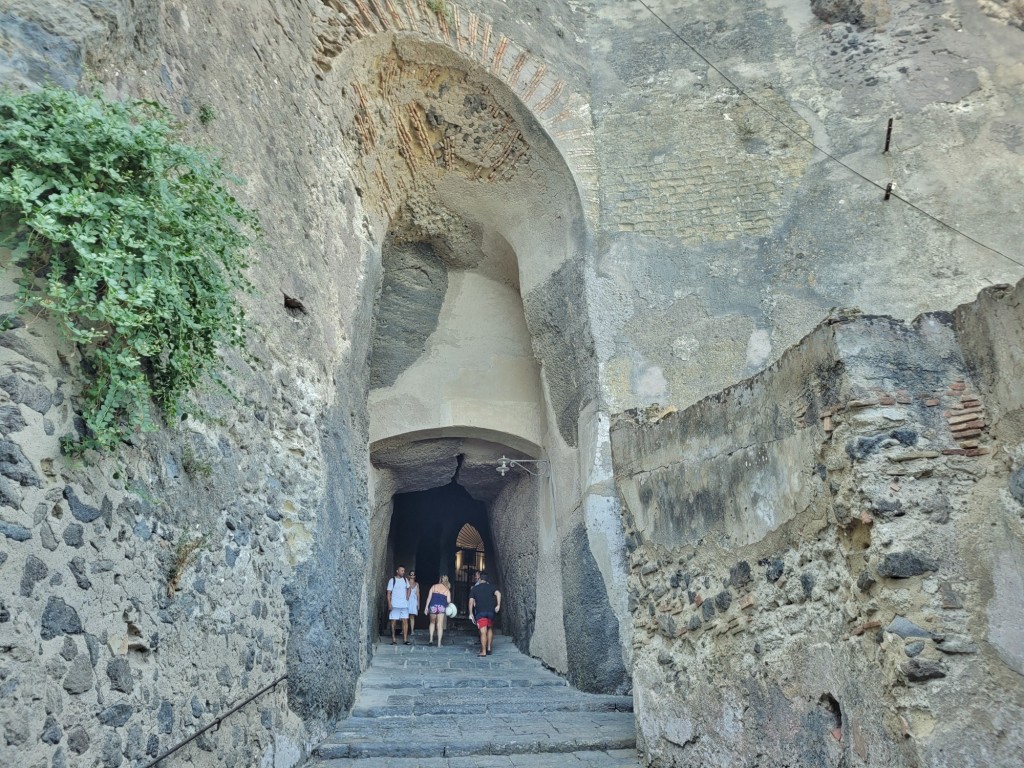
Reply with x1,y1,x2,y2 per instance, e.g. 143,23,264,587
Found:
139,673,288,767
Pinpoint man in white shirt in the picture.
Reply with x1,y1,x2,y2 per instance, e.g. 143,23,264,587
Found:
386,565,411,645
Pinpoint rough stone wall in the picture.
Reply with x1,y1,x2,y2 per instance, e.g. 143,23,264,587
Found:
612,281,1024,766
369,238,449,391
559,516,630,693
0,261,328,768
1,1,380,766
488,474,540,654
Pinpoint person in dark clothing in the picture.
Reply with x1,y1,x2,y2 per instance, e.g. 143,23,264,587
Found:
468,571,501,657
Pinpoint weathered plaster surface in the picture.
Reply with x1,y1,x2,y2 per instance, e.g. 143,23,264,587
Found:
369,257,547,449
588,0,1024,411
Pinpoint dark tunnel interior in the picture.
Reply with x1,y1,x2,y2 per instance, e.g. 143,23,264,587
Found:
383,481,500,629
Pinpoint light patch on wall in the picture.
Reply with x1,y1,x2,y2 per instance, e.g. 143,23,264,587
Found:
988,541,1024,675
260,734,302,768
600,357,633,408
584,492,632,667
753,495,776,531
634,664,697,757
634,364,668,404
584,494,630,594
281,502,314,566
762,0,815,32
671,335,699,362
745,328,772,372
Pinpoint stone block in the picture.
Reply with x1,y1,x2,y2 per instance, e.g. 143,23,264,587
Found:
67,726,90,755
20,555,48,597
0,440,41,487
885,616,937,639
902,659,946,682
877,552,938,579
41,596,82,639
106,658,133,694
40,715,62,745
63,486,101,523
98,703,133,727
0,519,31,541
62,656,94,694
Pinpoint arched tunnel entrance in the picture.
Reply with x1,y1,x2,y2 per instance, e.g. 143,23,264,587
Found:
385,480,496,624
370,432,541,653
345,34,629,694
285,32,631,724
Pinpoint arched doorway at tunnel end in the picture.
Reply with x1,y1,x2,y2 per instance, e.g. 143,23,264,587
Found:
382,481,497,631
369,434,534,654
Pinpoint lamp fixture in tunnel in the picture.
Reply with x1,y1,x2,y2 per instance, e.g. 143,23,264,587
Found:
496,456,550,476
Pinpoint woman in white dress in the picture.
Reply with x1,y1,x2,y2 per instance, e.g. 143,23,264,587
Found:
406,571,420,635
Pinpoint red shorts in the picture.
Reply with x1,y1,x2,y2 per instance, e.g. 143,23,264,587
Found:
476,616,493,628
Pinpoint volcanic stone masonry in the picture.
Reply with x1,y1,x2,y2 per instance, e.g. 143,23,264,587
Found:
612,279,1024,766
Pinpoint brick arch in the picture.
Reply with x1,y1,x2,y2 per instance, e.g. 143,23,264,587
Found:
310,0,599,222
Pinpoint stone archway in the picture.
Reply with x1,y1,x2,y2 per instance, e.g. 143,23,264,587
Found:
332,31,614,677
335,32,599,450
286,24,629,723
369,428,543,653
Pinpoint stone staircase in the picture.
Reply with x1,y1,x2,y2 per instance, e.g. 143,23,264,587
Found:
307,629,640,767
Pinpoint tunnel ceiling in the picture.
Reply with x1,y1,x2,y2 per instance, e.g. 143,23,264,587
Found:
342,41,537,220
371,434,534,502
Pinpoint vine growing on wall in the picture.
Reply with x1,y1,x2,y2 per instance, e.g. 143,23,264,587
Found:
0,87,258,453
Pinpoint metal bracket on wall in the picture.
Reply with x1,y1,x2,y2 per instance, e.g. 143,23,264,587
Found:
495,456,550,476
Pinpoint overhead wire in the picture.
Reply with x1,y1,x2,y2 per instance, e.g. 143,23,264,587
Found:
633,0,1024,272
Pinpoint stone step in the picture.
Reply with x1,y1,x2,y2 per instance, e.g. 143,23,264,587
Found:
358,675,569,690
363,659,557,672
351,690,633,718
367,661,541,670
307,634,638,767
314,749,642,767
314,712,636,760
360,641,569,691
369,642,530,661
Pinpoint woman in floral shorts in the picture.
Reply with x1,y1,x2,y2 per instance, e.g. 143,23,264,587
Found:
424,575,453,647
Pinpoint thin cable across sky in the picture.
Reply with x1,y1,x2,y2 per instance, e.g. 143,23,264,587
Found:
633,0,1024,272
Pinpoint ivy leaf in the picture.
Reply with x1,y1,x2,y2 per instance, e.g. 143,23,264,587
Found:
0,86,259,453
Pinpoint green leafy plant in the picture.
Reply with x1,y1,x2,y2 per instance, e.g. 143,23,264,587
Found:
0,87,258,453
426,0,454,24
733,115,757,142
198,104,216,126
